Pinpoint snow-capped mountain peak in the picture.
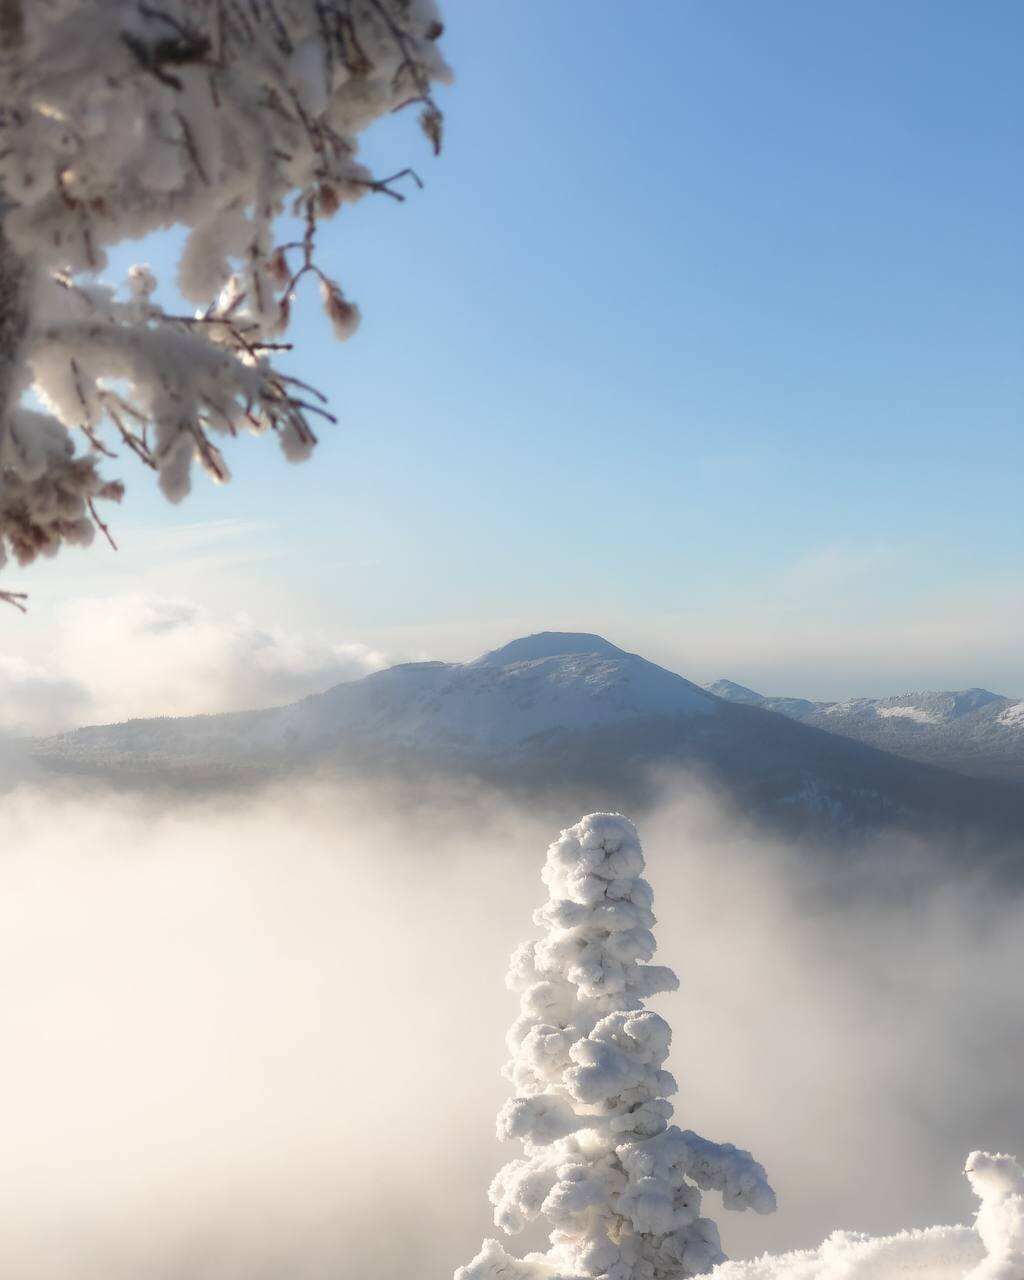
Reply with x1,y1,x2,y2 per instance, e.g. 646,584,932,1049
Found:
35,633,718,769
472,632,628,667
28,637,1024,843
705,678,765,705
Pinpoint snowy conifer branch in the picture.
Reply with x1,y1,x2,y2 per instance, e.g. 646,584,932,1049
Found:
457,814,775,1280
0,0,450,595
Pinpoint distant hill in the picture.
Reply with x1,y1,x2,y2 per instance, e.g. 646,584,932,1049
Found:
708,677,1024,783
31,632,1024,856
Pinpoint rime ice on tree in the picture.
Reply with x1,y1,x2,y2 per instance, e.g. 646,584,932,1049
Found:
456,813,775,1280
0,0,451,605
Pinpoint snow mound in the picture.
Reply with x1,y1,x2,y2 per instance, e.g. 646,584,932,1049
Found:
964,1150,1024,1279
709,1151,1023,1280
710,1224,981,1279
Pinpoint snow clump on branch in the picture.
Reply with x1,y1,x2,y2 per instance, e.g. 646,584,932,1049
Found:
0,0,450,599
456,813,776,1280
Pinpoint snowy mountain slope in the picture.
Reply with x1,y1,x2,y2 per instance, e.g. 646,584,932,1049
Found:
30,633,1024,850
297,632,716,750
705,678,765,706
708,679,1024,782
33,633,717,770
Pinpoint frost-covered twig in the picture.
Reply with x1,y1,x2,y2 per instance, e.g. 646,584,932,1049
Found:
0,0,451,599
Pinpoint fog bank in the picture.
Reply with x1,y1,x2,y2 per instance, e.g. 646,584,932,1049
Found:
1,777,1021,1277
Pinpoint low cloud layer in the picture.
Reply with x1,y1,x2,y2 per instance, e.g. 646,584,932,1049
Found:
0,773,1021,1279
0,594,388,734
0,653,92,736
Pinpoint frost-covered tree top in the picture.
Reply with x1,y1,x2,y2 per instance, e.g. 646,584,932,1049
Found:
456,814,776,1280
0,0,450,607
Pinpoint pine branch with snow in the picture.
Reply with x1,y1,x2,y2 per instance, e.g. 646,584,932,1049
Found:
0,0,451,591
456,814,775,1280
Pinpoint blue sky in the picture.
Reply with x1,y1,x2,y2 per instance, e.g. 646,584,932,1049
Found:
8,1,1024,700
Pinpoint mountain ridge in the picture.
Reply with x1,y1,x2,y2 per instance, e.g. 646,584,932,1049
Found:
28,633,1024,855
708,676,1024,782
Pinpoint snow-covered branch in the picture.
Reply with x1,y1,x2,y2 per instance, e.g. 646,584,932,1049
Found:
456,814,775,1280
0,0,450,589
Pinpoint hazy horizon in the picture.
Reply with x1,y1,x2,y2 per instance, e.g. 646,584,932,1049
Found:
3,584,1024,737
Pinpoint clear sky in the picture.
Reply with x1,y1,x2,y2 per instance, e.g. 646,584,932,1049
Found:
6,1,1024,704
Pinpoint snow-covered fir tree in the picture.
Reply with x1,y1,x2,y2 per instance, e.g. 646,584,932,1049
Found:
0,0,450,606
456,813,776,1280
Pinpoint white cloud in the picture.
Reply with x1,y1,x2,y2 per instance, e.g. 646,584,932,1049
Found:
0,594,389,734
0,655,91,737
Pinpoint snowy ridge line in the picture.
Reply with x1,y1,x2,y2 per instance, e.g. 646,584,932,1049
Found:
30,632,1024,849
706,678,1024,784
32,632,718,760
456,814,775,1280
